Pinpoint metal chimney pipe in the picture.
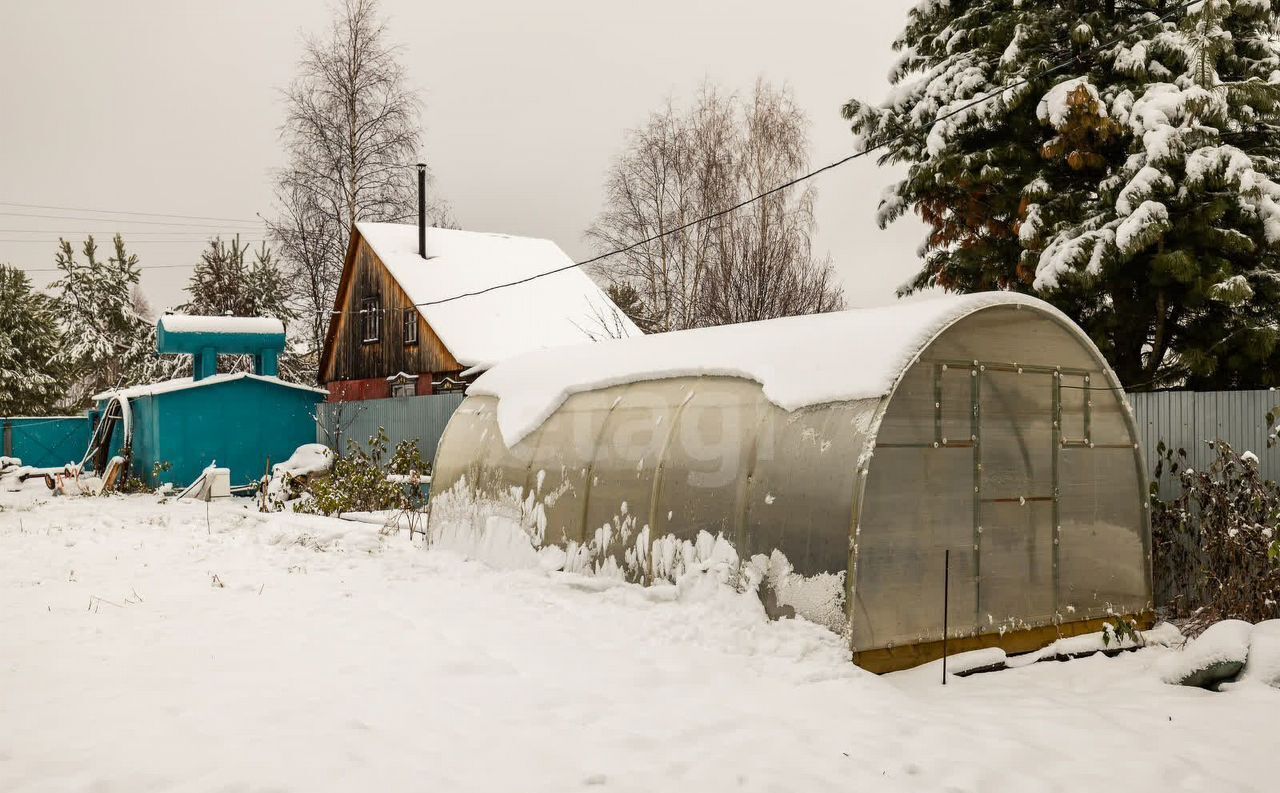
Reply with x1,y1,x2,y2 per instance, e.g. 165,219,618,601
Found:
417,162,427,259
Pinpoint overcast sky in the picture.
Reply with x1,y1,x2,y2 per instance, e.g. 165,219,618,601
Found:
1,0,925,312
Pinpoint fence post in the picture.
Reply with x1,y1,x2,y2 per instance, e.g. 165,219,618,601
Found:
942,548,950,686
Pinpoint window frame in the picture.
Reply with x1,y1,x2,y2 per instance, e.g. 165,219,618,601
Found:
361,295,381,343
403,307,418,345
390,378,417,398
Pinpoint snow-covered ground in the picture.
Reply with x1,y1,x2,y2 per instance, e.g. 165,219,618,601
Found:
2,486,1276,792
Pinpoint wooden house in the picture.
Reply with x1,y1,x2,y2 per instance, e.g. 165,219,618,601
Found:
320,222,639,401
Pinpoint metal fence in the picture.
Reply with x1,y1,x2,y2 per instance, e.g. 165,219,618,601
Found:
1127,389,1280,499
315,393,467,463
1,416,91,468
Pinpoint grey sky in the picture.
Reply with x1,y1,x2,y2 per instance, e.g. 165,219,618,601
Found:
0,0,925,312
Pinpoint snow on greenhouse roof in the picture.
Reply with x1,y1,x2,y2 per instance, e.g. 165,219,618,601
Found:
157,315,285,335
471,292,1077,446
92,373,328,402
356,223,641,369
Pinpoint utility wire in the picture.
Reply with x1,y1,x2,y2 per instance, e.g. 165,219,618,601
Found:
386,0,1205,314
0,230,266,237
0,211,262,229
17,260,262,272
0,201,262,225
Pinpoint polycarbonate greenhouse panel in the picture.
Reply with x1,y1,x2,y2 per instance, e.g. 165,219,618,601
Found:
852,445,978,649
427,296,1153,670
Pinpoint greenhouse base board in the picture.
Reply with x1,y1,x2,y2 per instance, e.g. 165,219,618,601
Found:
853,611,1158,674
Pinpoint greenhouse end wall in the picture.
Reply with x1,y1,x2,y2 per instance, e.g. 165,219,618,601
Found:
852,306,1151,661
427,302,1153,669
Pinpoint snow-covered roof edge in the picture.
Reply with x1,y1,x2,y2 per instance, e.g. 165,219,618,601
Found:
158,315,286,335
469,292,1119,447
92,372,328,401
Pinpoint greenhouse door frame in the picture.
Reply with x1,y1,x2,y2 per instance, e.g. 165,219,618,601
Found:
933,360,1096,628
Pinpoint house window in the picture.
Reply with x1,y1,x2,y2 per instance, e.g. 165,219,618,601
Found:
388,372,418,398
361,295,381,342
433,372,468,393
403,308,418,345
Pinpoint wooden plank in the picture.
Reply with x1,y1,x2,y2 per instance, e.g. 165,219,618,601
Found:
851,611,1156,674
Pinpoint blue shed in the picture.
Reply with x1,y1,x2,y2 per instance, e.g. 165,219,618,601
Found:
92,316,327,489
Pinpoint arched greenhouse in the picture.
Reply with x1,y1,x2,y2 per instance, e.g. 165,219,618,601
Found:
427,293,1153,672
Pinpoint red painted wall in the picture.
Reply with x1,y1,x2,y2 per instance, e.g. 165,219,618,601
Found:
325,377,392,402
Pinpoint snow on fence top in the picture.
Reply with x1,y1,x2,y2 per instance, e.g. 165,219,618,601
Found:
356,222,642,369
92,372,328,402
471,292,1082,447
156,315,285,336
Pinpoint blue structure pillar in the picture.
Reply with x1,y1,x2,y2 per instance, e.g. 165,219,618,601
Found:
194,347,218,381
255,349,279,377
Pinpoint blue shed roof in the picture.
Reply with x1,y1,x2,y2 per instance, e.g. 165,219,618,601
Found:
92,372,328,402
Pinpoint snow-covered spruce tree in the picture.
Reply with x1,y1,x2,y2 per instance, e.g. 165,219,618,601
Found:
844,0,1079,293
1029,1,1280,388
0,264,65,416
49,235,171,407
180,236,307,382
845,1,1280,389
181,236,295,321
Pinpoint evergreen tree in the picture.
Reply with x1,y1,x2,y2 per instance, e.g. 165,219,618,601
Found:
605,283,654,333
0,265,65,416
181,235,295,322
845,1,1280,389
49,235,169,406
180,236,305,381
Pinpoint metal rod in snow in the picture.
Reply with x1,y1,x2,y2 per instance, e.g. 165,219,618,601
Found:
942,548,950,686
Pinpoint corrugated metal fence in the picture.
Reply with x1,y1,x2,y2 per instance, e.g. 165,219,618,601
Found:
1127,389,1280,499
315,393,467,462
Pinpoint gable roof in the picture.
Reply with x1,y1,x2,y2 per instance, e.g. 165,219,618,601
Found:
349,222,641,370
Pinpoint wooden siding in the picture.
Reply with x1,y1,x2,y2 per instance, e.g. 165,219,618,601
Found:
320,231,461,385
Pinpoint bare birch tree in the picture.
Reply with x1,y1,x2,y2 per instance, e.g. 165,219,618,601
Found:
268,0,448,372
588,79,843,332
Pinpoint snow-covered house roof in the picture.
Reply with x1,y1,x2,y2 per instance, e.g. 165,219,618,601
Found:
471,292,1104,445
352,222,640,370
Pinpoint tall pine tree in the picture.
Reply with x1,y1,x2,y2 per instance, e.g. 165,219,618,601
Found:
0,265,65,416
845,0,1280,389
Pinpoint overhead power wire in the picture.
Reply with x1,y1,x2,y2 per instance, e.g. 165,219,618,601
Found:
0,211,263,229
0,229,267,237
16,261,229,273
0,200,262,225
385,0,1205,314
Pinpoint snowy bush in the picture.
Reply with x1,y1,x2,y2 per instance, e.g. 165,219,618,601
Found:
118,461,173,494
1152,440,1280,633
294,428,429,516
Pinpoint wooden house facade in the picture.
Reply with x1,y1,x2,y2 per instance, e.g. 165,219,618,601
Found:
320,229,465,401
